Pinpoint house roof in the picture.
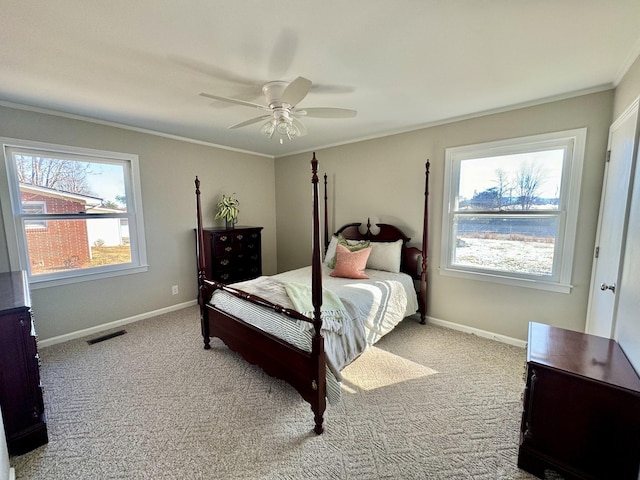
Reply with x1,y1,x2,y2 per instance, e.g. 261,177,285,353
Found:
20,183,103,207
1,2,640,157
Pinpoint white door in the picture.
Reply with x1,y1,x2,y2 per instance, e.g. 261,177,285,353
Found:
615,127,640,372
586,100,639,338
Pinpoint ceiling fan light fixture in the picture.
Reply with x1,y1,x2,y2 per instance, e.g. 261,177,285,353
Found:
260,119,276,139
262,112,300,142
276,116,292,135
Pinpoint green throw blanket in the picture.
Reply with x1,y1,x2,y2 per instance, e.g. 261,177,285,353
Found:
283,282,349,334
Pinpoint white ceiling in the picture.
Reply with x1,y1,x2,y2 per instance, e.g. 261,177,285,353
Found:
2,1,640,158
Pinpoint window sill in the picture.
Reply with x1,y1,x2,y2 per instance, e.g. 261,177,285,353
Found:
28,264,149,289
438,266,572,294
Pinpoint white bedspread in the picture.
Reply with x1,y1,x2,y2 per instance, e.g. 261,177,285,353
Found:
275,265,418,344
208,265,419,404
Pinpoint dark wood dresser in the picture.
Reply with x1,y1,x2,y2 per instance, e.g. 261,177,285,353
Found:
518,322,640,480
0,271,48,455
200,226,263,283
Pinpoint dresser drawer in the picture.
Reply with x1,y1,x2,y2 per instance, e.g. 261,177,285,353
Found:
213,270,233,282
241,231,260,243
212,232,233,245
213,266,260,283
245,241,259,251
214,243,241,256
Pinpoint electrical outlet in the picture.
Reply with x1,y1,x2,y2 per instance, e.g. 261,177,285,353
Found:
171,285,179,295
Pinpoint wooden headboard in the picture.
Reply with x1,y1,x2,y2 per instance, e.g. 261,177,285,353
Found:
335,220,423,281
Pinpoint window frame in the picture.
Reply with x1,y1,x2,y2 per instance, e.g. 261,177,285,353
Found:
440,128,587,293
0,138,148,288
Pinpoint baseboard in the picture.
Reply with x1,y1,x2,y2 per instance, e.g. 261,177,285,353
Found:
427,315,527,348
37,302,525,349
9,467,15,480
38,300,198,348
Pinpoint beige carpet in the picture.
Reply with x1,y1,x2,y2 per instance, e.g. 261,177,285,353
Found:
10,306,564,479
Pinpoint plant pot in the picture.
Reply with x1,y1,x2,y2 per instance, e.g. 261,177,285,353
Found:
225,219,235,229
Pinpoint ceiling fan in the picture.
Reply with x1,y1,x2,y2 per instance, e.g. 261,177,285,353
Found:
200,76,357,143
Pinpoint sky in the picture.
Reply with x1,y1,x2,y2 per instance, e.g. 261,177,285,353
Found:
13,150,128,207
458,149,564,200
87,162,126,205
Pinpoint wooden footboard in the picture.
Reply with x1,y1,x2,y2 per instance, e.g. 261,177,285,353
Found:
203,303,327,433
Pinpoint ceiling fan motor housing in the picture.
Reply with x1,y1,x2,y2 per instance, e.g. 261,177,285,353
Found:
262,81,290,109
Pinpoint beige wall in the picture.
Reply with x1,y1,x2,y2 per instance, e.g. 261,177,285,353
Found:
276,91,613,341
613,55,640,119
0,87,621,343
0,105,276,341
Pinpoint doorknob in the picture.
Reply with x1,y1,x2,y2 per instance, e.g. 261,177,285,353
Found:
600,283,616,294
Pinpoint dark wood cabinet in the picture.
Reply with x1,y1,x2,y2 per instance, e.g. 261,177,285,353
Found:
0,271,48,455
200,226,263,283
518,322,640,480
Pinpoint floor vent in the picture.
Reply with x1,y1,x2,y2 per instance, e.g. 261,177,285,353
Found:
87,330,127,345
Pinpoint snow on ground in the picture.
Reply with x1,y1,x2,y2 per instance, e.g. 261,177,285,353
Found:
454,237,554,276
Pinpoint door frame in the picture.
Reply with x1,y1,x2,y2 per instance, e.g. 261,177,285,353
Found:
585,97,640,337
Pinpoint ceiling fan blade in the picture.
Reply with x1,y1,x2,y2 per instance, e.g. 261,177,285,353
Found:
281,76,312,106
228,115,271,130
268,28,298,78
199,92,270,111
292,118,307,137
171,55,261,86
295,107,357,118
310,84,356,95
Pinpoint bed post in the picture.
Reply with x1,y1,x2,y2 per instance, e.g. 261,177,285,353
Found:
195,176,211,349
419,161,430,325
323,172,329,252
310,153,327,434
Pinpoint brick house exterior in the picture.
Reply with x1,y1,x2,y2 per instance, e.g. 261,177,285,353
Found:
20,185,101,274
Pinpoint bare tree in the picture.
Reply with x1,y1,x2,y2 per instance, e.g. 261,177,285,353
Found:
494,168,512,210
15,155,94,195
515,161,545,210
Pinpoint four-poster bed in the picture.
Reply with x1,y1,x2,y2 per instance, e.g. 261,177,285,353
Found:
195,153,430,434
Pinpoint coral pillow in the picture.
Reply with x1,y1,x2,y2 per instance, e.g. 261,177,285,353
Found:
330,244,372,279
326,234,370,269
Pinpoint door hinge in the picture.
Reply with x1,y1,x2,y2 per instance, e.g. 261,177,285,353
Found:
595,246,599,258
606,150,611,163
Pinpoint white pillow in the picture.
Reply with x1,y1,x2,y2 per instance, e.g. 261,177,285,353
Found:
367,240,403,273
324,235,338,264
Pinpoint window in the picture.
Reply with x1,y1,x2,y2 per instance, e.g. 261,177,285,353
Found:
0,138,148,287
22,201,47,229
440,129,586,293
